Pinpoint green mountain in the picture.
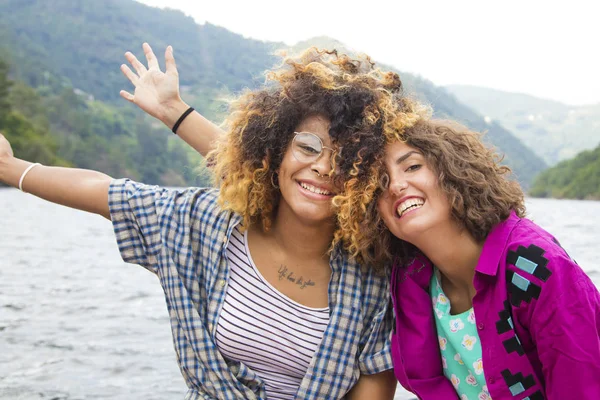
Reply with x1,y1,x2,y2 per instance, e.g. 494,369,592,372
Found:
0,0,280,109
0,62,209,186
445,85,600,166
530,144,600,200
0,0,546,188
0,59,67,168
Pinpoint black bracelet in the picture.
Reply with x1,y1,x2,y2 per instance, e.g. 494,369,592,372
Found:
172,106,195,134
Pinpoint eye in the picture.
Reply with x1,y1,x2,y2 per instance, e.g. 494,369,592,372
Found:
298,144,320,155
405,164,421,172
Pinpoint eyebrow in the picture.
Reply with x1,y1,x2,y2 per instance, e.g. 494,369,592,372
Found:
395,150,421,165
297,131,338,149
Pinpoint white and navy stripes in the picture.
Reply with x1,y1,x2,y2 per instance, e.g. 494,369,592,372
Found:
216,227,329,399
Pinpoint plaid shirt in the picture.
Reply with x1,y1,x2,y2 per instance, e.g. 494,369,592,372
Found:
108,179,393,399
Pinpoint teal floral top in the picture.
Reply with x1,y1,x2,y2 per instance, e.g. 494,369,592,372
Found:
430,268,492,399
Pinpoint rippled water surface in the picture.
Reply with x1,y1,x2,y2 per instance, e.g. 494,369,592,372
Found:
1,190,598,399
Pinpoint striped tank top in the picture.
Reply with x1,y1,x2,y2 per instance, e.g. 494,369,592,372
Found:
215,227,330,399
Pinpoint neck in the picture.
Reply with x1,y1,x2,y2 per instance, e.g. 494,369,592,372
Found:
412,221,483,293
264,203,336,261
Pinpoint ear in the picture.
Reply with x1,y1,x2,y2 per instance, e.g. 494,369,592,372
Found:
264,149,280,174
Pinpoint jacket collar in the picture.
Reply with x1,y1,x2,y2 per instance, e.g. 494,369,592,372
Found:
475,210,521,276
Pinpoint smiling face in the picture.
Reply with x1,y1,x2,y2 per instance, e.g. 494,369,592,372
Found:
276,114,341,225
376,140,453,244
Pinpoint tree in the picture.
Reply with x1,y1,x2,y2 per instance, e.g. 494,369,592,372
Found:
0,59,12,124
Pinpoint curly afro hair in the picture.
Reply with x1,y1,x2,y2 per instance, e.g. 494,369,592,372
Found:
208,48,425,272
351,117,526,270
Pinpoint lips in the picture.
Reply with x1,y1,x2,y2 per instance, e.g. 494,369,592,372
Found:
299,181,333,195
394,196,425,218
296,179,337,199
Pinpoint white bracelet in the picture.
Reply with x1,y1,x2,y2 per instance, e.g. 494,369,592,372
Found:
18,163,42,192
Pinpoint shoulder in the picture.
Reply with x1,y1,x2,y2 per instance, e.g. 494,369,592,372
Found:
506,217,579,281
110,178,222,215
503,217,595,309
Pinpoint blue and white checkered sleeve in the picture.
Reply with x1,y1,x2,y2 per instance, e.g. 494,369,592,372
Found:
108,178,170,273
357,274,394,375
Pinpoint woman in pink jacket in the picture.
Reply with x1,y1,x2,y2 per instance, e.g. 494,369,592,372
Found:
367,118,600,399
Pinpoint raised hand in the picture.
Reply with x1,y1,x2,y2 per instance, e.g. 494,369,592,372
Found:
120,43,189,128
120,43,223,156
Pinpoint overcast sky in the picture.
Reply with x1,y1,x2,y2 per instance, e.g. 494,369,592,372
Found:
137,0,599,106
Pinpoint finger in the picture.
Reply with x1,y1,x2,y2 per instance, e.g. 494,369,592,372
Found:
124,51,147,76
120,64,139,85
143,42,160,71
165,45,178,75
119,90,135,103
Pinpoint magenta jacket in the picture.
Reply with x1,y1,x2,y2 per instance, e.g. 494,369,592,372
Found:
389,211,600,399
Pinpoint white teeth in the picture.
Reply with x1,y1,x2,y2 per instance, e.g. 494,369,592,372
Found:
396,198,424,217
300,182,332,195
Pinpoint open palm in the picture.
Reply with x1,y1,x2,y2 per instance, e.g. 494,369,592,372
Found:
120,43,181,122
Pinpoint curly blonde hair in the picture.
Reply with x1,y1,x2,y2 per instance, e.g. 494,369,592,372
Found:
349,118,527,269
208,48,423,270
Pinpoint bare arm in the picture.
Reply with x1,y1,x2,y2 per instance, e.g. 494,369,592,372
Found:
346,370,397,400
0,134,112,219
119,43,224,157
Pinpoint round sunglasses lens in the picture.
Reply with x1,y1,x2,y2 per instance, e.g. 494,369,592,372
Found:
293,133,322,162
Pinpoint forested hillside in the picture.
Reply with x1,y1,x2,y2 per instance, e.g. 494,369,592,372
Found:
0,58,209,186
0,0,279,109
0,59,67,167
0,0,546,187
530,145,600,200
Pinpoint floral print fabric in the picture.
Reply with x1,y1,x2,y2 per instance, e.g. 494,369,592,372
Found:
431,269,492,400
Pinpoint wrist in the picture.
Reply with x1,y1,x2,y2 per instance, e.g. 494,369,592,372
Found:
0,151,13,171
161,99,191,129
0,153,19,186
0,150,12,163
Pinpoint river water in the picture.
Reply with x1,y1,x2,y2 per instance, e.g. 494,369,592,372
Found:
1,189,598,399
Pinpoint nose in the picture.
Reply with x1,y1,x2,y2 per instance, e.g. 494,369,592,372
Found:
311,149,336,177
388,179,408,196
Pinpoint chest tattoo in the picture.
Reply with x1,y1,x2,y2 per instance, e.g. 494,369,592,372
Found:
277,265,316,289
